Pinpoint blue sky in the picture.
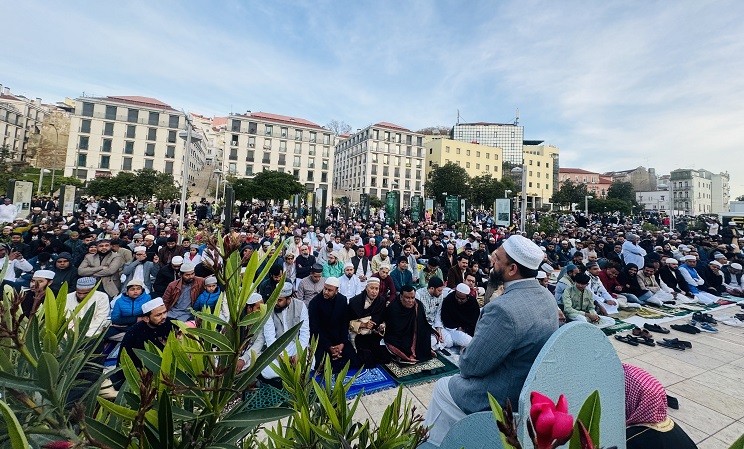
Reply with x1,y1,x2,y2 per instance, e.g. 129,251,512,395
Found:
6,0,744,197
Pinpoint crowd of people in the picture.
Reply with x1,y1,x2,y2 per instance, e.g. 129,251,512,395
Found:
6,193,728,448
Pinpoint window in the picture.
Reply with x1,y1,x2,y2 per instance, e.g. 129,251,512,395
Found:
295,129,303,140
147,128,157,141
145,143,155,157
77,154,87,166
308,158,315,168
293,169,300,178
167,130,176,143
165,146,175,158
262,152,270,164
105,105,117,120
466,162,470,168
384,131,390,141
78,136,89,150
247,122,257,134
169,115,180,128
476,163,480,169
373,130,379,140
164,161,173,174
80,119,91,133
321,172,327,183
102,139,112,152
278,155,286,166
231,119,241,132
529,182,533,188
246,150,254,162
103,122,114,136
263,139,271,150
148,112,159,126
309,131,316,142
309,145,316,156
307,171,314,181
445,146,450,153
322,159,328,170
124,141,134,154
245,165,254,176
537,161,541,167
248,136,255,148
323,146,330,157
99,155,110,169
293,156,301,167
229,148,237,160
229,163,237,175
486,165,489,171
265,125,273,136
294,143,302,154
546,163,550,168
126,125,136,138
467,150,471,156
537,183,541,188
280,127,288,138
324,134,331,145
456,148,461,154
122,157,132,171
127,109,139,123
82,102,94,117
279,141,286,152
537,172,541,178
144,159,154,169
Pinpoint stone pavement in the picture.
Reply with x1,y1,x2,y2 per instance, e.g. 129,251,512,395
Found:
353,305,744,448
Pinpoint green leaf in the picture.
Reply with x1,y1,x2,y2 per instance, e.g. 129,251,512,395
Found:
0,400,29,449
233,321,301,392
191,309,228,327
158,391,174,449
488,393,516,449
177,324,232,351
37,352,60,399
729,432,744,449
0,370,44,392
217,406,294,428
85,419,130,449
119,349,142,395
133,348,163,375
97,396,138,421
569,390,601,449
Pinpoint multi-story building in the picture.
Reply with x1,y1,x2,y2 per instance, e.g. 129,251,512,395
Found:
522,144,559,209
604,166,657,191
63,95,206,182
558,168,613,198
450,122,524,166
711,171,731,215
224,112,334,192
424,137,502,179
0,84,47,162
333,122,425,203
669,169,730,215
636,190,671,212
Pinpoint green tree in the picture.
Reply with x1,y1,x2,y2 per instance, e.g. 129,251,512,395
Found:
424,162,471,205
587,197,632,214
470,174,518,208
369,195,384,208
607,181,635,204
231,170,304,203
551,180,589,209
85,169,182,199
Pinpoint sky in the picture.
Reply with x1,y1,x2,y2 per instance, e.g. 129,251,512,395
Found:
5,0,744,197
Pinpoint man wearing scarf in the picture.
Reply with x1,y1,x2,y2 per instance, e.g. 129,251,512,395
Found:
20,270,55,317
50,252,78,295
348,278,389,365
384,285,435,364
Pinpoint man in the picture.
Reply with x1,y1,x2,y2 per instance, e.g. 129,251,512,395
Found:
111,239,133,265
65,276,110,337
418,257,444,289
416,276,448,351
446,254,469,289
236,293,267,370
339,262,363,299
372,264,396,303
348,278,389,365
0,197,17,223
322,251,344,278
439,244,457,274
371,248,390,274
554,263,579,306
162,263,206,320
390,256,414,292
338,239,356,265
384,284,437,364
295,245,316,284
77,239,124,298
350,246,372,284
678,255,717,305
295,263,325,306
308,277,358,372
721,222,739,246
621,233,646,268
0,243,32,289
364,237,379,259
562,272,615,327
20,269,55,317
403,244,420,284
440,283,479,348
637,261,674,306
152,255,182,298
658,258,695,300
260,282,311,380
258,264,284,300
121,246,160,294
585,261,626,312
424,235,558,446
9,232,31,259
723,262,744,296
158,236,186,267
50,252,78,295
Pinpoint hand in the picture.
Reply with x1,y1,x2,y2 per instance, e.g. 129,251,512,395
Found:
236,359,246,372
153,255,159,264
587,313,599,323
615,286,623,292
607,300,617,306
363,320,376,330
435,327,444,343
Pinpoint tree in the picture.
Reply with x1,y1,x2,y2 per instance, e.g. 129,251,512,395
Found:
415,126,451,136
551,180,589,209
587,197,633,214
85,169,182,199
369,195,384,208
607,181,636,204
736,195,744,202
325,120,352,136
470,174,518,208
230,170,304,203
424,162,471,205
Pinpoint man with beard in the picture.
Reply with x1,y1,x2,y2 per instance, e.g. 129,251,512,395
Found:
348,278,390,365
424,235,558,446
440,283,480,349
260,282,311,381
308,277,358,372
295,264,325,306
446,254,469,289
295,245,317,285
384,285,436,364
162,263,206,321
152,256,182,298
20,269,55,317
416,276,449,352
554,263,579,307
64,276,110,338
77,239,124,298
157,236,186,267
350,246,372,284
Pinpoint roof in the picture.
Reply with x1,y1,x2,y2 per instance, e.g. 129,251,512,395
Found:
89,95,177,111
455,122,520,127
235,111,323,130
559,168,600,175
212,117,227,127
599,176,613,183
0,93,23,102
523,140,545,146
373,122,411,132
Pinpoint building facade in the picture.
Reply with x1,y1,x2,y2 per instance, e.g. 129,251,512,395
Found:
558,168,613,198
604,166,657,191
424,137,502,179
0,85,47,163
450,122,524,166
63,96,206,182
636,190,671,212
669,169,730,215
333,122,425,203
224,112,334,192
522,144,559,209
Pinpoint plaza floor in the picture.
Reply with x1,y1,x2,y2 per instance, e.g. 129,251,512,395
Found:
352,305,744,449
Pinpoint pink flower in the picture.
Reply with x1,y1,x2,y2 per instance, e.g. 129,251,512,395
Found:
530,392,574,449
42,442,74,449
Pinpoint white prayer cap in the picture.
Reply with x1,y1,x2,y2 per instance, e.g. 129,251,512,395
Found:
536,271,547,279
366,277,380,285
540,263,554,273
279,282,294,297
731,263,742,270
134,246,146,253
683,255,697,261
380,248,389,255
344,262,354,269
666,258,679,265
729,222,737,226
379,263,391,271
33,269,55,280
126,279,145,288
709,260,722,267
247,293,263,305
171,256,184,264
679,245,689,251
501,235,544,270
325,277,340,288
141,297,164,314
456,283,470,295
180,262,196,272
714,252,726,259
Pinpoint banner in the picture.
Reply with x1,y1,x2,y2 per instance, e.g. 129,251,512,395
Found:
305,191,315,226
410,195,423,222
11,180,33,219
385,191,400,226
494,198,511,227
425,198,434,216
314,188,327,227
60,185,77,215
460,198,467,223
360,193,370,221
444,195,460,223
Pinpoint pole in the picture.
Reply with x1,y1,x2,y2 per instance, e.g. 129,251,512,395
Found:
670,179,675,231
178,122,192,244
49,124,59,194
214,172,220,202
520,163,527,233
585,195,589,217
37,170,45,194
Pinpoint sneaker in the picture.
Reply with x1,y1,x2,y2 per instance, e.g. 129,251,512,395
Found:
698,322,718,333
720,318,744,328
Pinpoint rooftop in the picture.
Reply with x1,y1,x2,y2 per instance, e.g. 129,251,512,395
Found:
559,167,601,175
234,111,323,130
90,95,177,111
373,122,412,132
455,122,521,127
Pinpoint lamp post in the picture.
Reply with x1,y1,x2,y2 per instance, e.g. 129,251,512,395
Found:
213,169,222,202
37,169,51,194
511,165,527,233
504,189,512,199
178,120,202,243
585,195,593,217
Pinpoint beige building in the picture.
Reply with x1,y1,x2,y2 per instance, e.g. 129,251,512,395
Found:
224,112,334,192
521,144,559,209
333,122,425,203
424,137,502,179
63,96,206,183
0,84,47,163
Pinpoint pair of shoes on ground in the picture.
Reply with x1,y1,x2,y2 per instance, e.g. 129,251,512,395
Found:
670,323,701,334
614,333,654,347
689,319,718,333
658,338,692,350
720,315,744,328
644,323,670,334
692,312,717,325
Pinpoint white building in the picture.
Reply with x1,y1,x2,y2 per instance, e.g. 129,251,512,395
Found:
669,169,730,215
224,112,334,192
450,122,524,166
636,190,671,212
333,122,425,203
63,96,206,183
0,84,47,162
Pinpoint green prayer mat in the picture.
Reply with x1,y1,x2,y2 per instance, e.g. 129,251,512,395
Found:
243,382,291,409
383,354,460,386
635,307,668,319
642,305,691,317
601,319,637,336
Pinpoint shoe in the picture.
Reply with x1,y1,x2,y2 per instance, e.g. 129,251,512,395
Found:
670,324,701,334
632,328,654,339
698,322,718,333
720,318,744,328
667,395,680,409
614,334,639,346
438,348,452,356
628,335,656,347
644,323,671,334
663,338,692,348
658,340,686,350
693,312,717,325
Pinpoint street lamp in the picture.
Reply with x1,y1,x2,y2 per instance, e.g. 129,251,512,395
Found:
584,195,593,217
504,189,512,199
178,124,203,243
213,169,222,202
38,169,51,194
511,166,527,233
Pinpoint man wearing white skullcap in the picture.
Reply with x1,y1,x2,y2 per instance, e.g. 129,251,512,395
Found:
19,269,55,317
121,245,160,294
308,277,359,372
724,262,744,296
678,254,717,305
424,235,559,445
439,283,479,350
339,261,363,299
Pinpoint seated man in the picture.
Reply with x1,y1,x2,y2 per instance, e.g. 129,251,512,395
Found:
384,285,436,364
390,256,413,292
723,262,744,296
162,263,205,321
339,262,363,299
678,255,718,304
261,282,311,380
348,278,390,366
258,264,284,300
424,235,558,446
65,276,110,337
416,276,449,351
20,269,55,317
562,272,615,327
308,277,358,372
440,283,480,349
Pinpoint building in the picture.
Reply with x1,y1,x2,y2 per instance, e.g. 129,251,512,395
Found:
558,168,613,198
424,137,502,179
63,95,206,182
450,122,524,167
604,166,657,191
669,169,730,215
522,144,559,209
333,122,425,203
0,84,47,163
29,107,71,175
225,112,334,192
636,190,671,212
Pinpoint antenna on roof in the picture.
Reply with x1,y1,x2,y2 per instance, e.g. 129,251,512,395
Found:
457,109,460,125
514,108,520,126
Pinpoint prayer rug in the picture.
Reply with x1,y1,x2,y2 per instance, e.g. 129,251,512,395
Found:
601,319,637,336
341,367,397,399
635,307,668,320
642,305,690,317
383,354,460,386
243,382,291,409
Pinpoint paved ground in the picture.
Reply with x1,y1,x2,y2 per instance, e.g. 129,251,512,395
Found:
353,305,744,448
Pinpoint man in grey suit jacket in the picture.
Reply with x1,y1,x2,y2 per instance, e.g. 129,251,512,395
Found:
424,235,558,445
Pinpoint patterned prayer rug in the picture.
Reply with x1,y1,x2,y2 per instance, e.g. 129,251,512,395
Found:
383,354,460,386
635,307,669,319
243,382,291,409
642,305,691,317
340,367,397,399
601,319,637,336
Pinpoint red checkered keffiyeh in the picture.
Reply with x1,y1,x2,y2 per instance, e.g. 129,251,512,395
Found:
623,363,668,426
